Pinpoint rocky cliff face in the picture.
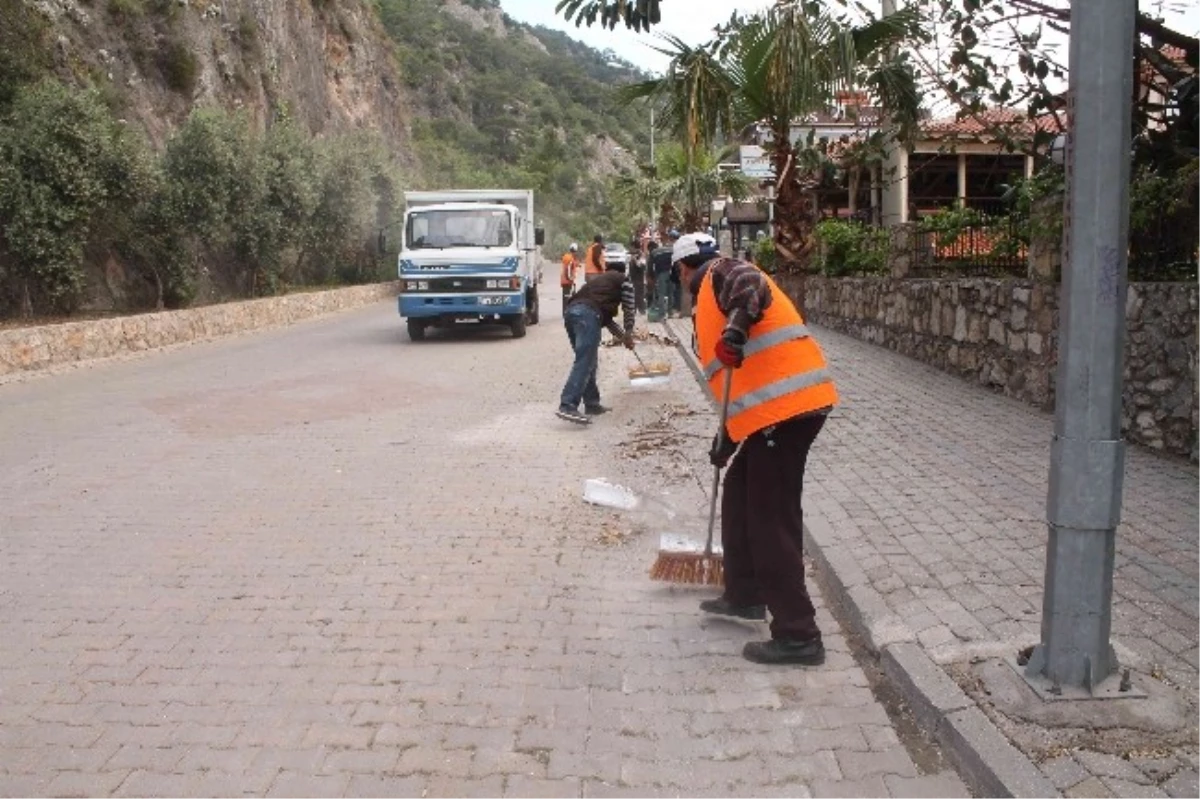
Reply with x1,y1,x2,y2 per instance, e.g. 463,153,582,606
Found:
30,0,412,157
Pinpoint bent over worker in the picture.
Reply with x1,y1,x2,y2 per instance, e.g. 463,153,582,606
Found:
556,270,635,426
673,233,839,666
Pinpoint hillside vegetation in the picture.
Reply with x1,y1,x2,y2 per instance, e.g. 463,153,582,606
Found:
0,0,650,320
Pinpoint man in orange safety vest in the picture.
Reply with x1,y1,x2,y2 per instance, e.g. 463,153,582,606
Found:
673,232,838,666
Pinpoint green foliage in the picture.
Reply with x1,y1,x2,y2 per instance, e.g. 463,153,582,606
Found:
0,81,403,317
0,0,662,318
108,0,147,19
160,40,199,96
373,0,651,248
302,132,398,287
916,205,988,239
0,81,150,313
752,236,777,272
0,0,51,109
814,220,889,277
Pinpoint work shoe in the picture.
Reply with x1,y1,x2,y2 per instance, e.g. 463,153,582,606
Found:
699,597,766,621
584,404,611,415
742,637,825,666
556,407,591,425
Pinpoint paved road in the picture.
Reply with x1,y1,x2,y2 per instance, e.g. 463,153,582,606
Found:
0,290,964,797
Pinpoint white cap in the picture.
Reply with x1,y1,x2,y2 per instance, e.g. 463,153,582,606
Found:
672,232,718,264
569,242,578,252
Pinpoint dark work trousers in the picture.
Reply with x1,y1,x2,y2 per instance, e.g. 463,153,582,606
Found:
630,264,646,312
720,412,827,641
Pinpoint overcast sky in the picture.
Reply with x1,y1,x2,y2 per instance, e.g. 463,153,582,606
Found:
501,0,1199,79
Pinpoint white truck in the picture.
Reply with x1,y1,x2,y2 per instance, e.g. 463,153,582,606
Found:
397,190,544,340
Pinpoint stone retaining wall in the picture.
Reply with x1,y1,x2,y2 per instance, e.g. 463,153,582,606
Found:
787,276,1198,460
0,282,401,378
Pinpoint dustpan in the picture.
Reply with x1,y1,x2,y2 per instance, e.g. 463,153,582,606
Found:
628,348,671,388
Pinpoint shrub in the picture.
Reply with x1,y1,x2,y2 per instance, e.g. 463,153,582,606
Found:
752,236,777,272
161,40,199,96
0,81,150,315
814,220,889,277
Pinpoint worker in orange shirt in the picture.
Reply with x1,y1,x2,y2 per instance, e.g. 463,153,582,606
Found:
560,243,580,301
584,234,606,283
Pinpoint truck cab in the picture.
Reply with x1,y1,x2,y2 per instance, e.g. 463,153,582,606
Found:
398,190,544,340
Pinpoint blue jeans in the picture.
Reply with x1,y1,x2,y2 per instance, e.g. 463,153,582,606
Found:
560,304,602,411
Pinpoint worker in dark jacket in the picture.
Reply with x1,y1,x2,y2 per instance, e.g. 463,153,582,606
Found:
557,270,636,425
674,232,839,665
648,229,678,322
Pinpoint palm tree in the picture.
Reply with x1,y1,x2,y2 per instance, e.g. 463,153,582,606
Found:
615,143,751,236
621,1,922,278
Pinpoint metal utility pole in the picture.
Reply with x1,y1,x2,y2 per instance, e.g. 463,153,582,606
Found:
1022,0,1137,697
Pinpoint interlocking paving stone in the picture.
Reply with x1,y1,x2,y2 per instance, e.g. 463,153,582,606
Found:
0,299,939,796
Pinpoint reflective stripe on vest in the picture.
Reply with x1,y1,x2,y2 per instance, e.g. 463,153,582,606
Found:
701,322,811,380
695,266,838,442
727,367,833,416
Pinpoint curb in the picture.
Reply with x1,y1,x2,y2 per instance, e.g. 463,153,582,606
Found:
662,315,1058,799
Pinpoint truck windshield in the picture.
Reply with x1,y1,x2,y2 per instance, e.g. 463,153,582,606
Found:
406,209,514,249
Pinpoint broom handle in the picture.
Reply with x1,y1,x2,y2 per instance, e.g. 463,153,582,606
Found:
630,347,650,371
704,368,735,557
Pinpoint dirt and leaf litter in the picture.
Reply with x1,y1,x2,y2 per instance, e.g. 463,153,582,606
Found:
947,654,1198,788
601,327,680,348
618,404,703,459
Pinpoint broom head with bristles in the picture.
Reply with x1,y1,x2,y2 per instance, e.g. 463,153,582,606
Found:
650,534,724,586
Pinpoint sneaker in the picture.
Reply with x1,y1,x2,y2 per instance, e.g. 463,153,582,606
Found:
584,404,610,415
699,597,766,621
742,637,825,666
556,407,591,425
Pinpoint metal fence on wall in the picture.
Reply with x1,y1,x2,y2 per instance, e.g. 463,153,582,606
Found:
908,215,1028,278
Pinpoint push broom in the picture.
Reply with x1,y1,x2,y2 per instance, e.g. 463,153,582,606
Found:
649,368,733,585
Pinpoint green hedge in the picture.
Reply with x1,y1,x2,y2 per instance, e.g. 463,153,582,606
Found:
813,219,889,277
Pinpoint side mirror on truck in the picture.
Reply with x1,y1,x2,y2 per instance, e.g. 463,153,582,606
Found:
535,227,545,246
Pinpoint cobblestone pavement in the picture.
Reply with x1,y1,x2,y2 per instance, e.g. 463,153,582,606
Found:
793,326,1199,797
0,291,966,798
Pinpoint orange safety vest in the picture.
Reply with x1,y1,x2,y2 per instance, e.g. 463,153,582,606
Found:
695,268,838,443
560,252,577,286
585,243,605,275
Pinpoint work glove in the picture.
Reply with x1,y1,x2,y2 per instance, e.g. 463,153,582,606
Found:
714,328,746,368
709,431,737,469
623,334,636,350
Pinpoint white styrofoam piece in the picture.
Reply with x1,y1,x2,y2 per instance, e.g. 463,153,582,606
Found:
582,478,640,510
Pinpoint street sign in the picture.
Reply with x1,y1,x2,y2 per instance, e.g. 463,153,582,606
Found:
739,146,774,180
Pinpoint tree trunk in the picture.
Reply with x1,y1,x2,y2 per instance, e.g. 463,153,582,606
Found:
771,139,817,277
657,203,680,238
21,279,32,318
152,266,165,311
682,210,706,233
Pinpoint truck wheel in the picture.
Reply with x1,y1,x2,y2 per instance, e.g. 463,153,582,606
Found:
406,319,426,341
509,314,527,338
527,287,540,326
